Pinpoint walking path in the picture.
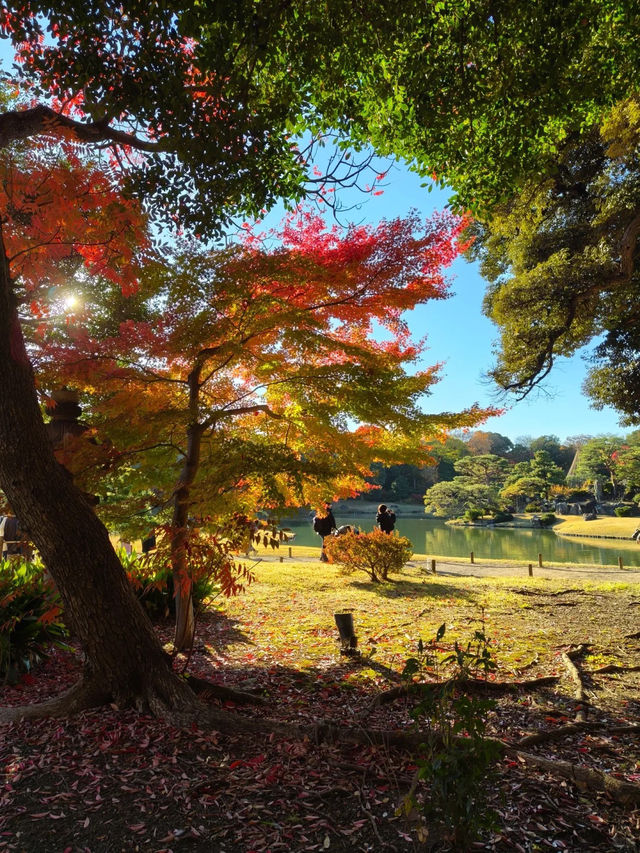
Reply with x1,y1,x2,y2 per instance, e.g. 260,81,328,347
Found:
243,550,640,583
408,558,640,583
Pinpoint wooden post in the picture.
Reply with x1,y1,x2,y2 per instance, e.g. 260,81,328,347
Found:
619,556,623,569
288,547,292,558
279,555,284,563
431,558,436,574
528,563,533,577
334,612,358,654
470,551,474,564
538,552,542,567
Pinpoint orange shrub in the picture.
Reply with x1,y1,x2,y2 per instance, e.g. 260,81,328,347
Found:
324,528,413,582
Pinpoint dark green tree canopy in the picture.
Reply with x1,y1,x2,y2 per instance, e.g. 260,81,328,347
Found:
453,453,510,486
529,436,576,472
470,95,640,418
2,0,640,230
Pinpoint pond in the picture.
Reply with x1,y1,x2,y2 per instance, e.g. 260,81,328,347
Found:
282,516,640,568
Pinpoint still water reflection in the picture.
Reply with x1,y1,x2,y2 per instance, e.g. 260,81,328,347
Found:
284,516,640,567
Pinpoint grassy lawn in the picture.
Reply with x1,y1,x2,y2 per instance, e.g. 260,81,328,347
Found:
220,553,640,702
554,514,639,538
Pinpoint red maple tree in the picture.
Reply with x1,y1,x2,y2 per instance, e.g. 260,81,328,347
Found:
33,206,492,650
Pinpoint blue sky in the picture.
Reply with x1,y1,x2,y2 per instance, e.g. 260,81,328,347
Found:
304,164,625,445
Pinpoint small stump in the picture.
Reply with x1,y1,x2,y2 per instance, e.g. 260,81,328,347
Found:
334,612,358,656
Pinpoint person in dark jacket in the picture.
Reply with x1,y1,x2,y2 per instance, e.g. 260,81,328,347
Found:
312,503,337,561
376,504,396,534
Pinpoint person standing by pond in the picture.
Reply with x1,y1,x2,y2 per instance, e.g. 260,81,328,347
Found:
313,503,337,561
376,504,396,534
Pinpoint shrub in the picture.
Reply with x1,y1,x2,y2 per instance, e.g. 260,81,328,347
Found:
524,502,543,513
464,508,483,522
565,490,593,503
491,510,513,523
0,558,67,684
123,549,221,620
125,553,174,619
614,505,633,517
401,623,500,847
324,529,413,582
538,512,557,526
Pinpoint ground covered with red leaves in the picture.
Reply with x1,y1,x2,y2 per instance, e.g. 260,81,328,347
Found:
2,568,640,852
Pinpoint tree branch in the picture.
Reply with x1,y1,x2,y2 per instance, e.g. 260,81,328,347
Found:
0,105,165,153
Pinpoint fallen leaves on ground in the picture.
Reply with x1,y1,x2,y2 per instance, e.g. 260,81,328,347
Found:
1,561,640,851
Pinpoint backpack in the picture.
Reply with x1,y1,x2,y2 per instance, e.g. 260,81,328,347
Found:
313,514,333,536
379,510,396,533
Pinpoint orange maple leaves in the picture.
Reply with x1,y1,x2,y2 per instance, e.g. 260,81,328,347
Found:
2,132,149,308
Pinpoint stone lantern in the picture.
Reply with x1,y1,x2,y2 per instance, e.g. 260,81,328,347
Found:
45,387,88,467
44,387,98,505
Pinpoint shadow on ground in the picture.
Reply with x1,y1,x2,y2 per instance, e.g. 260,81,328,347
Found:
348,575,475,602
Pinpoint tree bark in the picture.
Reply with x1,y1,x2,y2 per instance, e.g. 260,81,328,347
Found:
171,483,196,652
170,366,206,651
0,229,196,716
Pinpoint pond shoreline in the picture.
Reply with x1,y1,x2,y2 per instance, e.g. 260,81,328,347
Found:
331,504,640,541
555,531,635,541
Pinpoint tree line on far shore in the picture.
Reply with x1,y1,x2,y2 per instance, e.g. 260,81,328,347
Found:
367,430,640,518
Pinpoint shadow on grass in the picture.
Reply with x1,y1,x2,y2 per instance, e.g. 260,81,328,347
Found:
187,652,406,700
347,576,475,602
193,608,254,651
190,607,406,685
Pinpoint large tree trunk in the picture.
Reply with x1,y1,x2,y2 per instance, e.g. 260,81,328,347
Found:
0,231,197,716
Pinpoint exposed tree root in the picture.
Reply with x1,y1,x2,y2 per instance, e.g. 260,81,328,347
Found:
510,588,583,597
0,669,200,723
0,679,108,723
561,644,591,722
515,655,539,671
517,721,640,748
184,673,266,705
589,664,640,674
165,705,640,805
369,675,560,709
2,680,640,806
504,747,640,806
